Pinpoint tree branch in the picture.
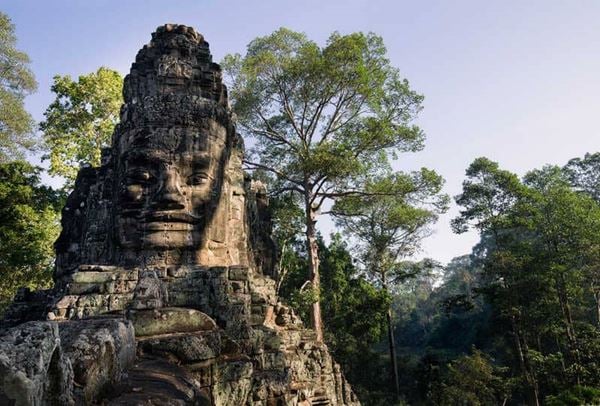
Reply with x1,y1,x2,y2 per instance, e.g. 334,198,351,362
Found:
243,160,304,188
310,175,330,207
274,77,305,146
271,185,305,195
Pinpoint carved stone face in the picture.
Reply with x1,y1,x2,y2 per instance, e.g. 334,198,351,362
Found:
115,120,227,249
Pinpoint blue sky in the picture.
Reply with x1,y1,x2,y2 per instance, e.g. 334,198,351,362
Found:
3,0,600,263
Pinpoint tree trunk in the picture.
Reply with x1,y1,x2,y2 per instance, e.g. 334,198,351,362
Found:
275,243,288,296
305,201,323,342
594,289,600,328
555,275,576,344
589,280,600,327
383,275,400,400
511,314,540,406
555,273,581,384
555,334,567,377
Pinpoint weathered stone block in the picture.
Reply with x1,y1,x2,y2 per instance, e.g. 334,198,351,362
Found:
131,272,167,310
167,265,200,278
189,362,214,387
129,307,217,337
105,279,137,294
79,265,121,272
66,282,101,295
229,266,249,281
0,321,74,405
263,333,283,351
59,318,135,404
108,293,135,312
230,280,246,293
213,360,253,406
261,351,288,370
138,331,221,363
77,293,109,309
55,295,80,309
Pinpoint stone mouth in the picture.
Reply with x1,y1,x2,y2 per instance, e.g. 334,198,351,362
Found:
142,211,201,224
142,222,195,231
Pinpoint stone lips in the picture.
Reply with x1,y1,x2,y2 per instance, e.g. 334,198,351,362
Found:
0,24,360,405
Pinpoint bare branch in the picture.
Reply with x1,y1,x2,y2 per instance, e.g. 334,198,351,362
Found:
250,117,299,153
323,97,369,140
243,160,304,188
310,175,330,207
304,95,331,145
271,185,304,195
318,90,363,145
273,77,305,145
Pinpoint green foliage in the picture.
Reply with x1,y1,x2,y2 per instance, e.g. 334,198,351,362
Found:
564,152,600,202
389,255,497,403
277,234,391,403
223,28,427,337
268,192,306,294
331,167,447,402
0,161,61,312
223,27,426,203
546,386,600,406
320,235,389,355
384,153,600,404
436,349,510,406
40,67,123,185
0,12,38,162
451,157,525,235
451,155,600,403
333,169,448,280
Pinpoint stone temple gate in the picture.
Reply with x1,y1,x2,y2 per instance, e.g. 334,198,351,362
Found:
0,24,359,405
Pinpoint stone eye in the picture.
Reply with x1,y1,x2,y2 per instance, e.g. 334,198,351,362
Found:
188,173,209,185
127,170,153,184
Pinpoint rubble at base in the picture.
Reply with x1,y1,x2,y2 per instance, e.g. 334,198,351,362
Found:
1,265,357,405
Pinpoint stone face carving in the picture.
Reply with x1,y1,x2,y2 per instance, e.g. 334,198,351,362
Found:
0,24,360,405
115,123,226,251
51,22,243,272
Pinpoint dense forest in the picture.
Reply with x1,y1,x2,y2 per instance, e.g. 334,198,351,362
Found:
277,152,600,405
2,10,600,405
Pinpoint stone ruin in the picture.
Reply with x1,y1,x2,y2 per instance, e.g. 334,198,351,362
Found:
0,25,359,405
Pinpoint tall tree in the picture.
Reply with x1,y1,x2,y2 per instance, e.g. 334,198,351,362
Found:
452,157,540,405
561,154,600,326
0,12,38,162
437,349,510,406
40,67,122,186
564,152,600,202
453,157,600,404
318,235,390,401
332,169,447,400
222,28,425,341
0,161,61,311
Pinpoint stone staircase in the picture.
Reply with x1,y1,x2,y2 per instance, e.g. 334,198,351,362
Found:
104,356,207,405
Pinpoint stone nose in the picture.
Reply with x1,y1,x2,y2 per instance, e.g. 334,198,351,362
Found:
154,166,185,210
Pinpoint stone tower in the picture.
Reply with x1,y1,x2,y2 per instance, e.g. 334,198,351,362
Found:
0,25,360,405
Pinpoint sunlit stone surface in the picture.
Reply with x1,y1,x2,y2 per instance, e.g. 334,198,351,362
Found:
0,24,359,405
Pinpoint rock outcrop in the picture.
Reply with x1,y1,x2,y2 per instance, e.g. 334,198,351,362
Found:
0,24,359,405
